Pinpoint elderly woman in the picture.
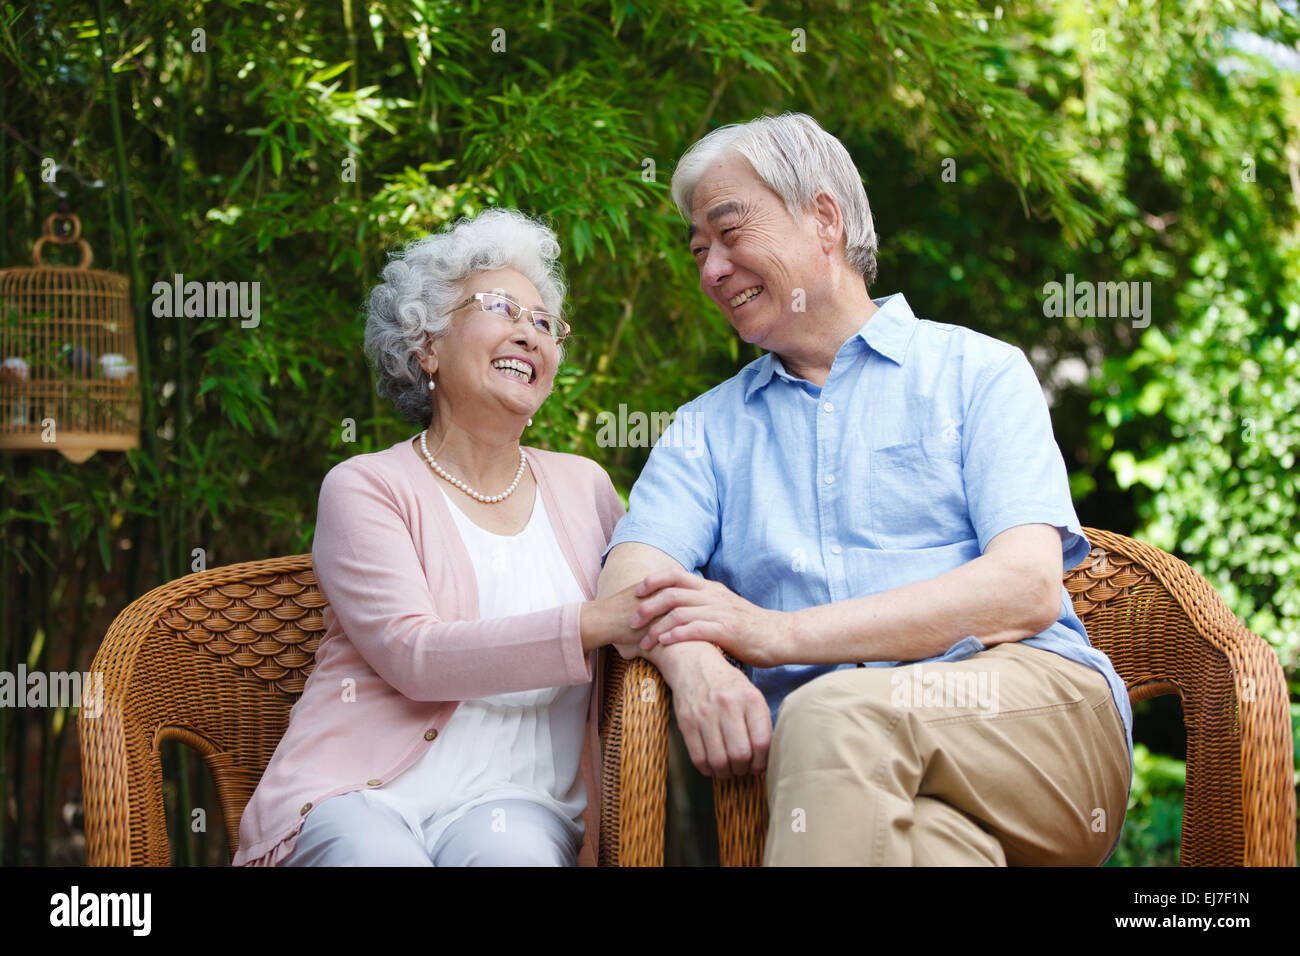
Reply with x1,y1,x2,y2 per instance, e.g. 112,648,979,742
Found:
233,208,653,867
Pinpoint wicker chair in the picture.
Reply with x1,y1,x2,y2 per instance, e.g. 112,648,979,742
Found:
81,529,1296,867
79,556,672,866
713,528,1298,866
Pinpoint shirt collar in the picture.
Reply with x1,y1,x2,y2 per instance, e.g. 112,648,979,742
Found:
743,292,919,401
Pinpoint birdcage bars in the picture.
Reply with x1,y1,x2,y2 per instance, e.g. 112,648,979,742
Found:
0,212,140,464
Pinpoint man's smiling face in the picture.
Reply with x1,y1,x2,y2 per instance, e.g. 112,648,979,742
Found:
687,151,829,351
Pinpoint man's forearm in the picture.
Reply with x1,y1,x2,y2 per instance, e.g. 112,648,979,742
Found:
788,550,1059,665
600,545,771,778
597,542,724,678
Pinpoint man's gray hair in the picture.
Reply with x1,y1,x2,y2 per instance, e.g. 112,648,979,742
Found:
363,207,566,428
670,112,879,291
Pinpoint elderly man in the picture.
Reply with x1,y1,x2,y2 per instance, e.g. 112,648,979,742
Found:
598,112,1133,866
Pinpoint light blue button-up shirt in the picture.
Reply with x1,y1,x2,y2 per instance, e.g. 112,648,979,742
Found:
602,292,1134,855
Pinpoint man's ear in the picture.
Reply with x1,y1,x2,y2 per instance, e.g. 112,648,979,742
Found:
810,190,844,253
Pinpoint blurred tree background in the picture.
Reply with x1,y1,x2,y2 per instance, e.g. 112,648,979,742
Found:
1,0,1296,866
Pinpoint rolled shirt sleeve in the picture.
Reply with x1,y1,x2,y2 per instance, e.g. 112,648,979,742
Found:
961,348,1090,570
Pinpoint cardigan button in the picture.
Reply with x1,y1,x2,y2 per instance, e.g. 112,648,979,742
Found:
300,803,312,815
424,729,438,741
367,778,382,787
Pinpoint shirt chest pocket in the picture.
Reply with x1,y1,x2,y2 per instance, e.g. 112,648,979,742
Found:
867,430,973,550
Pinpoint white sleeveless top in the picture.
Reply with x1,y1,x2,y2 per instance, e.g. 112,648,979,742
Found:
361,476,593,853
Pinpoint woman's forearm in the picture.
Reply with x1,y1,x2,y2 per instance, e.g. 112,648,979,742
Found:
328,600,591,700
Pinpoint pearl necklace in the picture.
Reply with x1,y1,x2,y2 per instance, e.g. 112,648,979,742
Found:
419,429,527,504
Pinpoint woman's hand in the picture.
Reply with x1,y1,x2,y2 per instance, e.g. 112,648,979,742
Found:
630,567,792,669
579,581,660,655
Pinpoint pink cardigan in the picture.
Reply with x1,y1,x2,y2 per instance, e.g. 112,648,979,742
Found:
231,435,626,867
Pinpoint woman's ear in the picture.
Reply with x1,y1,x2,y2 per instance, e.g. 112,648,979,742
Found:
419,334,439,377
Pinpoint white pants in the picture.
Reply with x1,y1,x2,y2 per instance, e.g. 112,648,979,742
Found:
284,791,581,867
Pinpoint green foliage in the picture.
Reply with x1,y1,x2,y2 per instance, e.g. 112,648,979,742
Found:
1099,264,1300,669
1105,743,1186,867
1066,0,1300,673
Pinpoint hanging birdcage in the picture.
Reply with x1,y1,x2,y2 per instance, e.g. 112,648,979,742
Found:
0,212,140,463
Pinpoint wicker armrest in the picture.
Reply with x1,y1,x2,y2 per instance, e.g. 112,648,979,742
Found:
1071,529,1296,866
599,651,671,865
711,652,768,866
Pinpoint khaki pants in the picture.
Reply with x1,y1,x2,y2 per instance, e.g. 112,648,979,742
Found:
762,641,1132,866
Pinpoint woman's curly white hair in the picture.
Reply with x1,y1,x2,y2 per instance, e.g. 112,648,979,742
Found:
363,207,567,428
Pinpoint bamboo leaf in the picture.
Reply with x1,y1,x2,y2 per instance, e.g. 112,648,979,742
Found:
97,525,111,572
308,60,353,85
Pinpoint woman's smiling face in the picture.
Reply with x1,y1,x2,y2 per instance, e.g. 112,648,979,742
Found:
421,267,560,422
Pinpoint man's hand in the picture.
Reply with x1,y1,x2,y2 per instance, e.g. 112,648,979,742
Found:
598,543,772,778
631,566,792,669
655,641,772,779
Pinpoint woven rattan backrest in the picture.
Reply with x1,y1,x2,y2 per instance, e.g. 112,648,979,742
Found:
81,556,324,864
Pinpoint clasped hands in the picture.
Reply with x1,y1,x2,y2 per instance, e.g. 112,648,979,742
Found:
584,567,784,778
604,567,781,779
619,566,790,670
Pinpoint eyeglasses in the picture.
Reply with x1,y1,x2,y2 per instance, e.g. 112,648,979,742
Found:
449,292,570,343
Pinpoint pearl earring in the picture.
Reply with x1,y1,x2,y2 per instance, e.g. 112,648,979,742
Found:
528,418,533,426
428,378,435,391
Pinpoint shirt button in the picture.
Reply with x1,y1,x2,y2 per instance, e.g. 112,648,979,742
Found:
299,803,312,815
831,545,843,555
824,474,835,484
367,778,382,787
424,729,438,741
823,402,834,412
